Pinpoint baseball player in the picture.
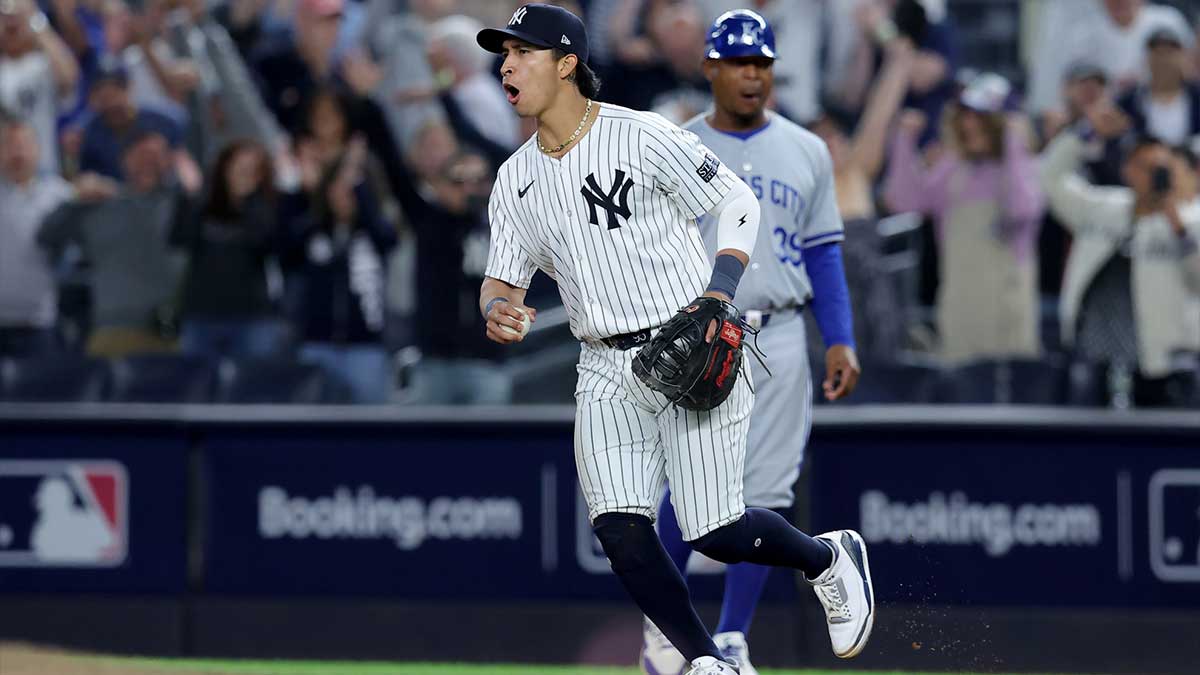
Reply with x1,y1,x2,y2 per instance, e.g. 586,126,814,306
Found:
642,10,862,675
474,5,874,675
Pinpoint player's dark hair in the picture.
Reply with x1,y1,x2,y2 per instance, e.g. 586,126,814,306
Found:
553,48,602,99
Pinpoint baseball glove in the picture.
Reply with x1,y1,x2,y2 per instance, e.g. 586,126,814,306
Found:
632,296,746,411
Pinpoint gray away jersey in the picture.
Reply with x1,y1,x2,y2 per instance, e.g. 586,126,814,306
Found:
684,111,844,312
485,103,741,341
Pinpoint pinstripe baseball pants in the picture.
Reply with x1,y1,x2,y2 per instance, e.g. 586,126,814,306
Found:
574,340,754,541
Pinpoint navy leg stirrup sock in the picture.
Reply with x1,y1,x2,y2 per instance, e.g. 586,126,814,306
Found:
593,513,720,662
691,507,833,579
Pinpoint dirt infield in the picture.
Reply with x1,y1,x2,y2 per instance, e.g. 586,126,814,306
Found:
0,643,194,675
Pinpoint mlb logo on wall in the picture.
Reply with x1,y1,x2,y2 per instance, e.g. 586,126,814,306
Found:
0,460,128,567
1149,469,1200,582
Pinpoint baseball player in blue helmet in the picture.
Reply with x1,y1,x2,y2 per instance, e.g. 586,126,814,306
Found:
698,9,777,129
706,8,776,60
642,9,868,675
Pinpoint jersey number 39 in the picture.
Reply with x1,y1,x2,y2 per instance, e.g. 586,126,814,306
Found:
773,227,803,267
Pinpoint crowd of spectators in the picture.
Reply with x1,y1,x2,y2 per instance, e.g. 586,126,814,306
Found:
2,0,1200,407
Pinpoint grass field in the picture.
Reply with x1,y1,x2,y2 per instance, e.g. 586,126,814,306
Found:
106,662,1007,675
105,660,1025,675
1,643,1059,675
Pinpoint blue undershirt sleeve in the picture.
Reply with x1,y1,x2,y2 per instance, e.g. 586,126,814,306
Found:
804,241,855,350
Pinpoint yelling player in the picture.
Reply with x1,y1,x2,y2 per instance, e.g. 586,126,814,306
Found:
475,5,875,675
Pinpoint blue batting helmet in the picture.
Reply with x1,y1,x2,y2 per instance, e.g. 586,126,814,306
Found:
705,9,776,60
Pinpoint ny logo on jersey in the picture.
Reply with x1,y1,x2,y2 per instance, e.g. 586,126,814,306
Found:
580,169,634,230
509,7,528,25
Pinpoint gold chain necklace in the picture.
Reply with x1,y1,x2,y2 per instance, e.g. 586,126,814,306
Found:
538,99,593,155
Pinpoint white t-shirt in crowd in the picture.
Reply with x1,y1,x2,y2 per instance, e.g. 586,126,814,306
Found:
0,175,74,328
0,51,66,175
452,71,520,150
822,0,873,102
124,41,188,125
1145,92,1191,145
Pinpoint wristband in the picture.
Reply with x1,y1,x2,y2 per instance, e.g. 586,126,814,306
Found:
484,296,510,319
705,254,745,300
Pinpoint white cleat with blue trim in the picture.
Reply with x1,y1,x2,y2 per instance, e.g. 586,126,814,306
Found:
714,631,758,675
684,655,740,674
807,529,876,659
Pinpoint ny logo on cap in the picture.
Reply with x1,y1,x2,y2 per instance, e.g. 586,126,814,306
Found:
509,6,528,25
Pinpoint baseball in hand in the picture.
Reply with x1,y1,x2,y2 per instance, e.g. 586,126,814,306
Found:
500,308,532,337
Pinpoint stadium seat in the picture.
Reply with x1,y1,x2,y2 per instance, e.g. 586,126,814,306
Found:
1168,368,1200,409
508,342,580,404
1186,368,1200,409
842,359,941,404
109,354,218,403
216,358,336,404
0,356,111,402
938,358,1066,404
1006,358,1067,404
1064,361,1109,407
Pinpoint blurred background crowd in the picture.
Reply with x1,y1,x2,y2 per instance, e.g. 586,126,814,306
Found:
3,0,1200,408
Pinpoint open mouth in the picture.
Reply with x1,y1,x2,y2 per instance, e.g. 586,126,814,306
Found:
740,91,763,105
504,83,521,105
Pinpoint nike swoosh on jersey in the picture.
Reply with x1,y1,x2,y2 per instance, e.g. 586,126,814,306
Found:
518,180,535,198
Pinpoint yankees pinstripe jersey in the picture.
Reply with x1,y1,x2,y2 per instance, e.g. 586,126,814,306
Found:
684,111,844,312
485,103,742,341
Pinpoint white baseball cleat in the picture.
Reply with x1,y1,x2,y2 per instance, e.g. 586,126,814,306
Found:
641,617,688,675
714,631,758,675
807,529,876,658
684,655,740,674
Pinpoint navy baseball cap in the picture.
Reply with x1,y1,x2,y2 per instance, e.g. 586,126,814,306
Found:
476,3,589,64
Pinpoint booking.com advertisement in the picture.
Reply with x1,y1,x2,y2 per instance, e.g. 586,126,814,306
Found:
199,425,1200,605
201,425,767,602
0,434,188,593
809,431,1200,607
201,427,596,598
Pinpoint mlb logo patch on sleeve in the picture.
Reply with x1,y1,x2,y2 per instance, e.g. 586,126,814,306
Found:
697,153,720,183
